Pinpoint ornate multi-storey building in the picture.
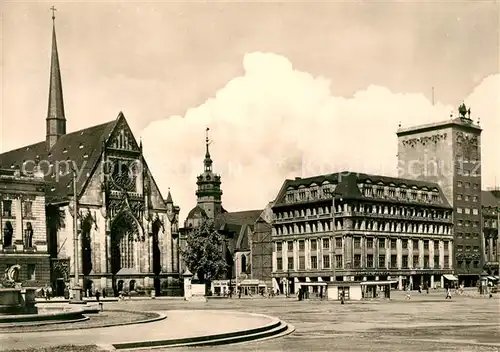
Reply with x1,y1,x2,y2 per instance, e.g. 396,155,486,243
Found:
482,189,499,276
270,172,455,294
0,169,50,287
0,15,180,296
397,104,483,286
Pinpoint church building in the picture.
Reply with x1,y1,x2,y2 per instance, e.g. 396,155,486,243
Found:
180,129,272,293
0,14,181,296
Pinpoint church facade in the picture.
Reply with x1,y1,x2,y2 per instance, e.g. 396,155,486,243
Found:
0,16,180,296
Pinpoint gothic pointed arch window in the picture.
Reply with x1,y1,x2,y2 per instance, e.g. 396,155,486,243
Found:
24,222,34,248
3,221,13,247
110,213,138,274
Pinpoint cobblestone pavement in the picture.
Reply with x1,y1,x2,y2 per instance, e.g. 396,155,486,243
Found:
113,289,500,352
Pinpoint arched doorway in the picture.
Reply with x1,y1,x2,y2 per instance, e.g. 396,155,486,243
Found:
129,280,136,292
117,280,124,293
110,212,139,274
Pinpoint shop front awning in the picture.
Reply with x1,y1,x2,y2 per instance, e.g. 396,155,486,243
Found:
443,274,459,281
298,282,327,286
360,280,398,286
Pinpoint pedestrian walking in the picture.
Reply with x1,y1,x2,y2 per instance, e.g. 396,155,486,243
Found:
446,288,452,299
95,290,101,302
405,287,411,300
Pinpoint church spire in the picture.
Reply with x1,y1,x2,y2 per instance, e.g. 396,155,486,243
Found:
204,127,213,172
46,6,66,150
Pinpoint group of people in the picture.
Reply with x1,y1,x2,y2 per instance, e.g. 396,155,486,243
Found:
39,285,53,300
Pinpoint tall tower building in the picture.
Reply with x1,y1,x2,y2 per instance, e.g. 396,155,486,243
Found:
397,104,483,285
46,11,66,150
195,128,223,219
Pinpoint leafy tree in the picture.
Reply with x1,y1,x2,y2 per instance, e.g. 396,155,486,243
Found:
181,218,229,289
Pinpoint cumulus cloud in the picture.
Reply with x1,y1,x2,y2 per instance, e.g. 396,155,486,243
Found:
141,52,500,220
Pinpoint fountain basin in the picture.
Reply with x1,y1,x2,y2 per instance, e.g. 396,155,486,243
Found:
0,288,37,315
0,305,86,324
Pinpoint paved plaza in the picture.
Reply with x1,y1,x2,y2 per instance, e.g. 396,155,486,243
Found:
1,289,499,352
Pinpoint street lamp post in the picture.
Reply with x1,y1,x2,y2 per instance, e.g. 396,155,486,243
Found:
70,167,82,302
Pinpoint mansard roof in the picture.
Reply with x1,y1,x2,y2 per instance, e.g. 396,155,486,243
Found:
273,171,451,209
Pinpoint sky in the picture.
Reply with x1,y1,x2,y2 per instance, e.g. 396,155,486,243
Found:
1,1,499,220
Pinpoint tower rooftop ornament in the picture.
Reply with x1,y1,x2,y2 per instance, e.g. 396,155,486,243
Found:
458,102,472,123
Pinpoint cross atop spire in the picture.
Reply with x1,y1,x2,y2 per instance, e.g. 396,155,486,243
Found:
50,6,57,21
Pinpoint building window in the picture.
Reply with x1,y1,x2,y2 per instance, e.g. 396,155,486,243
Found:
390,255,397,268
457,194,462,200
24,222,34,248
27,264,36,281
473,261,479,268
299,256,305,270
473,221,479,227
354,254,361,268
434,241,439,252
424,256,429,268
287,257,294,270
3,221,14,247
424,240,429,250
276,242,282,252
412,239,419,249
354,238,361,249
379,238,386,249
473,246,479,252
402,255,408,268
310,239,317,251
23,201,33,218
444,256,449,268
322,238,329,249
277,258,283,270
299,240,305,251
472,208,478,215
335,237,342,248
457,181,462,187
413,255,419,268
465,245,471,252
457,207,462,214
335,255,343,268
457,260,463,269
402,239,408,249
444,241,448,251
366,238,373,248
287,241,293,251
472,196,478,202
367,254,374,268
311,256,317,269
2,200,12,217
323,255,330,269
457,245,463,252
391,239,397,249
434,255,439,268
378,255,386,268
464,208,470,215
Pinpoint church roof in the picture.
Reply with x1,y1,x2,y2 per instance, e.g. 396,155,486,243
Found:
0,117,119,203
216,209,263,234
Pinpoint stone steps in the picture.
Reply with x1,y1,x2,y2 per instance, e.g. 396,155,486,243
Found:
109,319,294,350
